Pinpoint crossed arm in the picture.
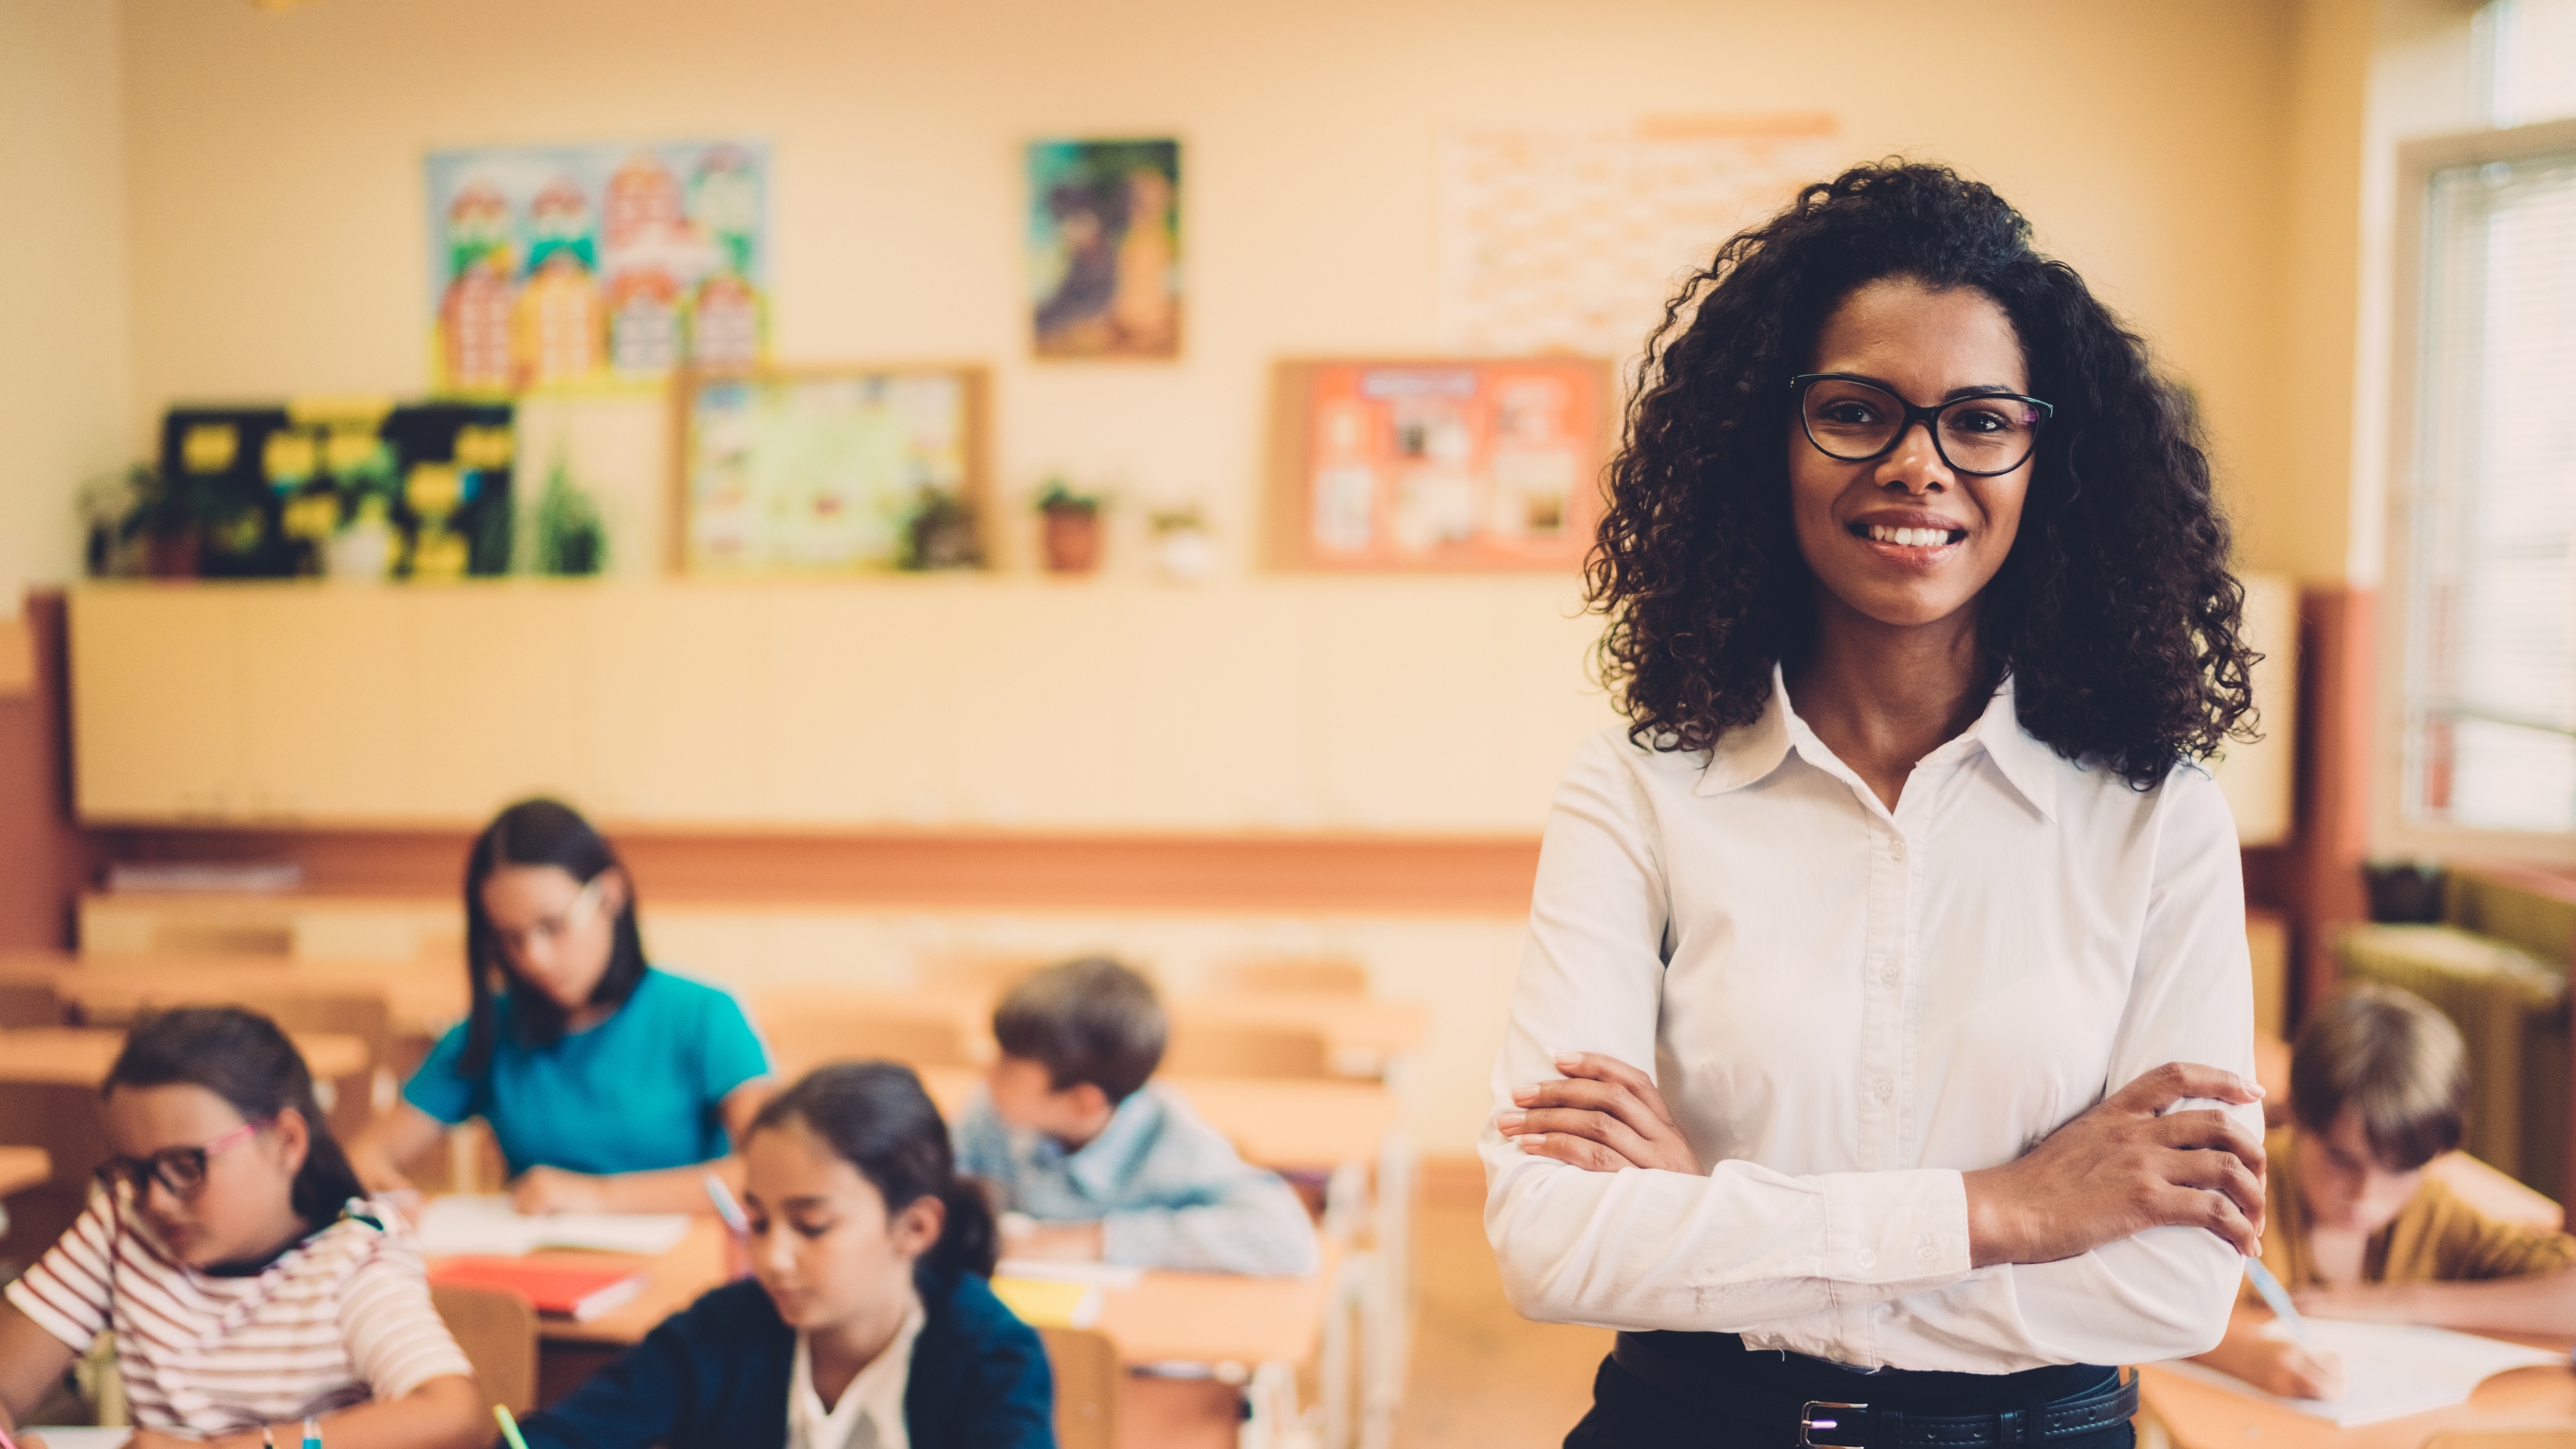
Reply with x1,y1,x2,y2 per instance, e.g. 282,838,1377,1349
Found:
1499,1053,2267,1268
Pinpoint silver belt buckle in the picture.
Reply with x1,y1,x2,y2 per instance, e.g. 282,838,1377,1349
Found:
1799,1400,1868,1449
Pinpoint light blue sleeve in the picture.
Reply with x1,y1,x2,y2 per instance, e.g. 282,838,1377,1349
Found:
694,985,775,1108
1097,1099,1319,1277
400,1018,479,1126
950,1090,1017,1198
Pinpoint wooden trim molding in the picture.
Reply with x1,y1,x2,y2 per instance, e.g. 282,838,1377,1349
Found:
90,826,1547,916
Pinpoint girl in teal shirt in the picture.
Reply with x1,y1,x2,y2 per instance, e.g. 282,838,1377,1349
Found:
350,799,775,1214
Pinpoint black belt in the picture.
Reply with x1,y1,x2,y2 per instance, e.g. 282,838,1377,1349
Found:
1610,1333,2139,1447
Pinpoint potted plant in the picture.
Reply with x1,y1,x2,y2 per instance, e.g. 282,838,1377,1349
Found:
1035,477,1105,574
92,463,218,579
1148,503,1216,581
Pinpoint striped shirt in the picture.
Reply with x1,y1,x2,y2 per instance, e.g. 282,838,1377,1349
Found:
4,1187,472,1433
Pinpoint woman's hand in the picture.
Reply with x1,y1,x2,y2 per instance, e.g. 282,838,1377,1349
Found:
1496,1053,1699,1174
1962,1061,2266,1267
513,1165,611,1214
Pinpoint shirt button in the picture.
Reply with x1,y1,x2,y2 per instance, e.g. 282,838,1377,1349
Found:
1880,965,1900,987
1856,1250,1877,1270
1871,1077,1894,1101
1891,838,1907,860
1918,1244,1938,1265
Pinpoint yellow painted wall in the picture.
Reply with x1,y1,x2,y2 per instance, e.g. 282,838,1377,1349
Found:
117,0,2308,576
0,0,133,610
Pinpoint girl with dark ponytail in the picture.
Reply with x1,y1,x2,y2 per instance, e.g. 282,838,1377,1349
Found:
517,1062,1055,1449
0,1007,485,1449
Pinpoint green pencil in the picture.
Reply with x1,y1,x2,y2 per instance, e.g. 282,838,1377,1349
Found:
494,1404,533,1449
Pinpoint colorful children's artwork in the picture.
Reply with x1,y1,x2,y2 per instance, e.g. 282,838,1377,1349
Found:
675,366,988,575
1438,115,1838,360
1028,139,1182,360
1272,358,1610,572
159,400,516,580
427,141,769,394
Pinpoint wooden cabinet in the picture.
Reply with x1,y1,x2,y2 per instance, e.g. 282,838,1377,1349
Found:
69,578,1614,833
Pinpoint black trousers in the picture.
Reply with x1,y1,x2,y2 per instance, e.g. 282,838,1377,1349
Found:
1563,1335,2138,1449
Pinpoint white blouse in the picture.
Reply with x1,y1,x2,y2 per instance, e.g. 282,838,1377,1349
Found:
1482,669,2258,1373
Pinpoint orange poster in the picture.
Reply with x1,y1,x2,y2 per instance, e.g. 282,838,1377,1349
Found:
1283,357,1610,572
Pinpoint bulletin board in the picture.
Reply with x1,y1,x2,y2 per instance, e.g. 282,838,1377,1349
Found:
672,365,989,575
1267,357,1613,572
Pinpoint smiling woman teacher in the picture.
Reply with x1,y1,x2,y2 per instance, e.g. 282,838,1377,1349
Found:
350,800,776,1214
1487,165,2269,1449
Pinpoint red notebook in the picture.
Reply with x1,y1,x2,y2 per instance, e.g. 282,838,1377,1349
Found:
430,1257,648,1322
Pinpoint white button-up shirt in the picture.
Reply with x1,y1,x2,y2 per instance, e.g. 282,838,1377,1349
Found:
1483,669,2256,1373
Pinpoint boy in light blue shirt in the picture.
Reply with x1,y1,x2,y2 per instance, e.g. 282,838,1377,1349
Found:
951,956,1319,1277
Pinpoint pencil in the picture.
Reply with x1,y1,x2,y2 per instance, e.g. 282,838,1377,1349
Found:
495,1403,534,1449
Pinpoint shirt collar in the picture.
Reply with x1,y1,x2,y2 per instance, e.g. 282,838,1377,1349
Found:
1060,1087,1165,1199
1693,663,2058,824
792,1288,926,1449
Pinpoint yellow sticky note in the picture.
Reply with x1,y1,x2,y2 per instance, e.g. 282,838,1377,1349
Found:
988,1275,1100,1329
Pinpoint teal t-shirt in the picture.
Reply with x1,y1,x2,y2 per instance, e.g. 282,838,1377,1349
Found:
403,966,774,1178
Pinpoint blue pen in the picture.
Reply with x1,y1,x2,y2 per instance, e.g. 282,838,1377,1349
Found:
302,1416,322,1449
703,1171,750,1235
2242,1258,2309,1344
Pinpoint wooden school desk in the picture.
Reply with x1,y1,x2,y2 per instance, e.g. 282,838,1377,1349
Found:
0,1147,49,1198
920,1067,1407,1449
0,951,466,1044
506,1215,1341,1448
755,984,1429,1074
2137,1330,2576,1448
0,1026,370,1085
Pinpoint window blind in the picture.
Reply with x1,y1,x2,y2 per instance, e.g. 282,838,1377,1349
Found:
2403,148,2576,833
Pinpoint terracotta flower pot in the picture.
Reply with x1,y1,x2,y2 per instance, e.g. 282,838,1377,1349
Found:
1042,506,1103,574
147,531,201,580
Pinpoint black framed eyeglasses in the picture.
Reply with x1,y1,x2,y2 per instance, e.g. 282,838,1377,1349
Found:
95,1117,268,1200
1791,374,2053,478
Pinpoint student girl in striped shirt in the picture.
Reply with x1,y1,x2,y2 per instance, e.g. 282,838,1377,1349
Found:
0,1007,486,1449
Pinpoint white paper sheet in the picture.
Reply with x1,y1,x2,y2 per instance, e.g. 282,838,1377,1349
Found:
19,1429,134,1449
2152,1319,2566,1426
995,1258,1146,1290
411,1194,691,1258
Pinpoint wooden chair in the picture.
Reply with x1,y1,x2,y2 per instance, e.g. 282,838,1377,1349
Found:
755,995,976,1078
0,979,63,1030
1160,1021,1331,1080
1038,1326,1121,1449
1201,958,1369,996
430,1280,538,1414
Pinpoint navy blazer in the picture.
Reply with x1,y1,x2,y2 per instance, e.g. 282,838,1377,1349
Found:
517,1267,1055,1449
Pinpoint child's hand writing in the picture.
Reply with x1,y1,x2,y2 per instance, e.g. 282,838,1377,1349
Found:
2244,1336,2347,1400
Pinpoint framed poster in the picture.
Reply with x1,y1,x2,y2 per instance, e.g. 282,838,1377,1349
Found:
1028,138,1182,360
672,365,989,575
427,140,770,395
1267,357,1612,572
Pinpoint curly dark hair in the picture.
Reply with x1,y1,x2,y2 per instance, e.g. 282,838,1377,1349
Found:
1587,160,2257,789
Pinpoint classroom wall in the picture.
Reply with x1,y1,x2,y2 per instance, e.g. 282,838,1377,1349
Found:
0,0,133,611
114,0,2306,577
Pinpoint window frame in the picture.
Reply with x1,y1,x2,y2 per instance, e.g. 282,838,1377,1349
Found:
2377,115,2576,864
